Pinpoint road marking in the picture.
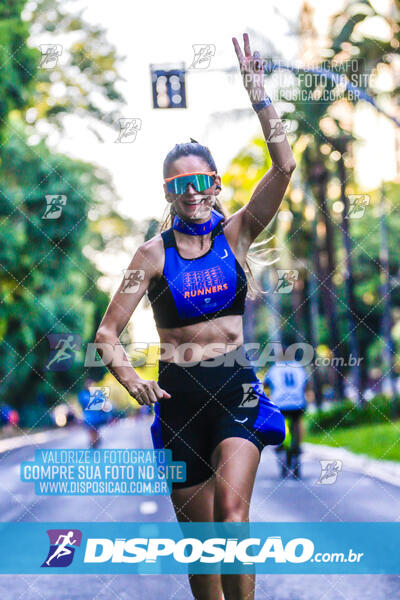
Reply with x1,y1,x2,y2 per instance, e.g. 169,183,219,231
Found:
283,480,300,487
140,501,158,515
0,429,66,454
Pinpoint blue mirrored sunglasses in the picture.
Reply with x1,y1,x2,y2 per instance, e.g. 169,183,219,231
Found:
165,171,216,194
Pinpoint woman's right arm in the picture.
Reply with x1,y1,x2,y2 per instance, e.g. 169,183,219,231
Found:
95,238,171,406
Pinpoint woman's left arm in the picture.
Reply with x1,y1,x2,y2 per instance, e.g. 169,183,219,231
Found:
229,33,296,245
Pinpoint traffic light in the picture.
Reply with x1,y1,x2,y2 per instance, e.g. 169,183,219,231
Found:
150,65,187,109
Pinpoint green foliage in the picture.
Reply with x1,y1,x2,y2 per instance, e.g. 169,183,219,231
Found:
307,395,400,433
349,183,400,359
332,12,368,53
0,0,132,426
26,0,125,135
0,127,113,417
331,0,399,68
222,137,272,214
224,1,400,390
305,421,400,462
0,0,38,141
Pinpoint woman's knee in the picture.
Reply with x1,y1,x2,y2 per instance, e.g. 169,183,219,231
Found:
214,496,249,522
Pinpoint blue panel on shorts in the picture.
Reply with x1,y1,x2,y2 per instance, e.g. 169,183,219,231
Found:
150,402,163,449
254,394,286,445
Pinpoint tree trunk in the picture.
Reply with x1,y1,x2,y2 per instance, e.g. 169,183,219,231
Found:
308,161,344,400
305,184,324,409
315,171,345,400
338,154,363,406
262,267,283,347
379,183,397,418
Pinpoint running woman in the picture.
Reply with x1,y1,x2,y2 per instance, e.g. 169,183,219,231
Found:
95,33,296,600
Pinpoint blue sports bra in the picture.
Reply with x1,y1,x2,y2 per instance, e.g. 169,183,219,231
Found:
147,221,248,328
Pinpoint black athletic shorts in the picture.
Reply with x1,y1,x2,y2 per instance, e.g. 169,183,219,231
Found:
150,345,286,489
281,408,306,419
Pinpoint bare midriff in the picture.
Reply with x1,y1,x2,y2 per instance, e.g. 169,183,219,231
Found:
156,314,244,363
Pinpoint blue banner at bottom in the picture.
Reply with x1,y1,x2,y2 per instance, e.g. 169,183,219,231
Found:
0,522,398,574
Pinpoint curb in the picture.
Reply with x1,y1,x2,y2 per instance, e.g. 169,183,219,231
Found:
0,429,67,454
303,442,400,488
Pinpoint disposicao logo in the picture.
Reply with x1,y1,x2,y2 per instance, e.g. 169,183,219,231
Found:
83,536,314,564
41,529,82,567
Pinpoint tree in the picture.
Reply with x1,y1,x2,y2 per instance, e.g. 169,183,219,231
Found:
25,0,125,138
0,0,137,426
328,0,400,401
0,0,37,142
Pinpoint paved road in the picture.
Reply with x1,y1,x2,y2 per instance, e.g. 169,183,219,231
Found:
0,417,399,599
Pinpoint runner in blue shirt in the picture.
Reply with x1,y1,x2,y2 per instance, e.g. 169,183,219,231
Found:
264,361,308,478
77,378,111,448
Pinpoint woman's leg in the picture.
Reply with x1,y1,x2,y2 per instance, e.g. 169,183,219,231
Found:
211,437,260,600
171,477,223,600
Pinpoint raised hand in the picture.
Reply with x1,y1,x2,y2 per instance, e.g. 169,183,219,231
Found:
232,33,266,104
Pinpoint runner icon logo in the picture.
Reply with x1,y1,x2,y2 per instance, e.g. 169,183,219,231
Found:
41,529,82,568
238,383,262,408
316,460,343,485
